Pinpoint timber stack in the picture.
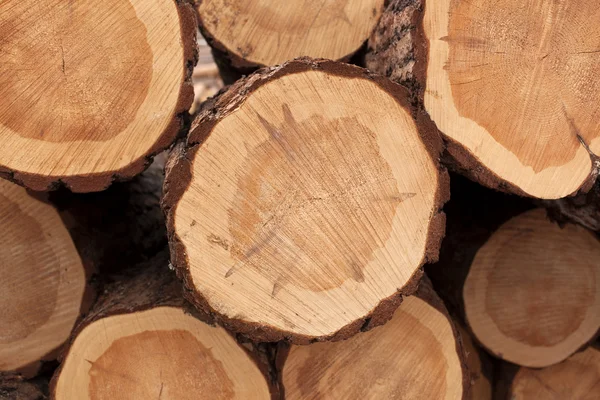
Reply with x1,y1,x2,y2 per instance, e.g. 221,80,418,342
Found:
1,0,599,399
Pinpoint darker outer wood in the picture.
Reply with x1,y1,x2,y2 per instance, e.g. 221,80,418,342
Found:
48,250,281,400
162,57,450,344
275,276,470,399
0,0,198,193
366,0,599,197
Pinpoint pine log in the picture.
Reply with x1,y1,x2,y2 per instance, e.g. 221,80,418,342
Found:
463,207,600,367
277,277,469,399
495,346,600,400
50,251,278,400
0,179,90,377
1,158,166,378
163,58,449,343
196,0,386,82
0,0,197,192
366,0,600,199
427,174,600,368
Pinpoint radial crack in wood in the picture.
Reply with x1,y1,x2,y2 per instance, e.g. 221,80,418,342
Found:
197,0,385,71
464,208,600,367
51,252,276,400
503,346,600,399
0,180,86,375
163,58,448,343
367,0,600,199
278,279,468,399
0,0,197,192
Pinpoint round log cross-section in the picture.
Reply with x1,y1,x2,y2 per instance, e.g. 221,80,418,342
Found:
163,58,448,343
0,0,197,192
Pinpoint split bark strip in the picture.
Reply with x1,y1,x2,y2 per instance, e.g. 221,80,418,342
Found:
0,0,197,192
163,58,449,344
494,346,600,400
428,175,600,368
1,157,167,383
50,251,278,400
278,277,469,400
195,0,387,83
366,0,600,199
456,324,493,400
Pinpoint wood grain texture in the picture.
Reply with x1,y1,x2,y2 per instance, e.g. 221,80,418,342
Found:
0,0,198,192
197,0,385,69
504,346,600,400
367,0,600,199
278,278,469,399
163,58,449,343
51,251,278,400
464,208,600,367
0,179,86,376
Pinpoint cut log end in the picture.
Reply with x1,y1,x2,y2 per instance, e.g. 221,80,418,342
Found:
197,0,385,67
508,347,600,400
163,58,448,343
0,180,86,374
0,0,197,192
53,306,272,400
368,0,600,199
464,208,600,367
280,281,468,399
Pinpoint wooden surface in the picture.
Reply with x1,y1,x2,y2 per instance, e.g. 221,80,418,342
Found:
197,0,385,67
164,58,448,343
509,346,600,399
0,0,197,192
0,180,85,374
280,281,467,399
464,208,600,367
366,0,600,199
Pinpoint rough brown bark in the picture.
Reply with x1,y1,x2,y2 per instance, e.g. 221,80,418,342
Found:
49,250,280,399
0,374,46,400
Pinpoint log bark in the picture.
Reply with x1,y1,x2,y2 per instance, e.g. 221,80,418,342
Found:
0,0,198,192
1,158,166,378
0,374,46,400
277,277,469,399
196,0,386,83
366,0,600,199
163,57,449,343
494,346,600,400
427,175,600,368
50,250,279,400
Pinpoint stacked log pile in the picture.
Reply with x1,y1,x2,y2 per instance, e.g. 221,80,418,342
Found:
1,0,599,399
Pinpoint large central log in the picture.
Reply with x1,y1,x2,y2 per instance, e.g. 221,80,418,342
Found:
163,58,448,343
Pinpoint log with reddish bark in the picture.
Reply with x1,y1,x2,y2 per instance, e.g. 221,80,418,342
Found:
163,58,449,343
50,251,279,400
277,277,469,399
366,0,600,199
0,0,197,192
